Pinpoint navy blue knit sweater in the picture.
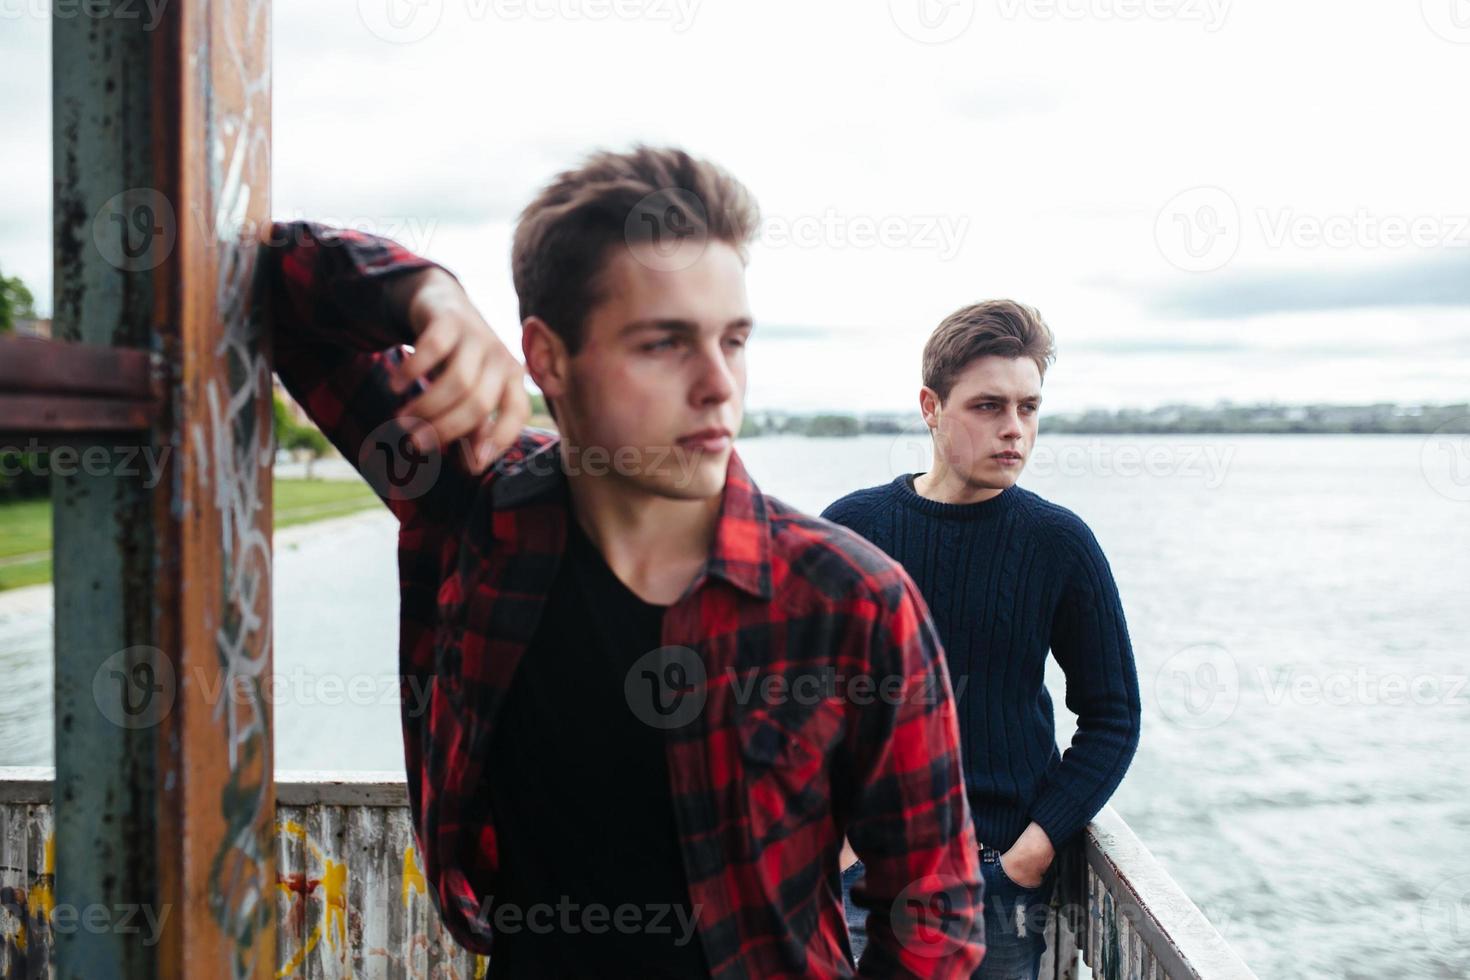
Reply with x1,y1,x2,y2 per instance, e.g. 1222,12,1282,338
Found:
821,474,1141,852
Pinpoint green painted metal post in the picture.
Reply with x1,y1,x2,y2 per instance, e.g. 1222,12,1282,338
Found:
51,6,162,977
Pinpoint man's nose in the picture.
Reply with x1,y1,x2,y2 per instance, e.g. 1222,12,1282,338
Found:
998,408,1024,438
692,340,736,405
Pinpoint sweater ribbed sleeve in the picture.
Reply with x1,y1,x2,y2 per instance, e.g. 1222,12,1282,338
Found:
1028,519,1141,846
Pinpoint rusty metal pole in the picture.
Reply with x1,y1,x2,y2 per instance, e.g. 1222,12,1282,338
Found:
50,1,274,978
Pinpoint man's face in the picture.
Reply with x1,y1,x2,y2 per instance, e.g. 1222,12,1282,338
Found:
554,240,751,500
922,355,1041,490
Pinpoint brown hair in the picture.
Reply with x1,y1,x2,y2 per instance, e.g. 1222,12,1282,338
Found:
511,145,760,356
921,300,1057,402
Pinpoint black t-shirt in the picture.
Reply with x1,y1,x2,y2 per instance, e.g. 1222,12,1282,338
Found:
484,513,709,979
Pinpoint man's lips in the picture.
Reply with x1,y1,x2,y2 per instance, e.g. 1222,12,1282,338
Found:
677,427,733,450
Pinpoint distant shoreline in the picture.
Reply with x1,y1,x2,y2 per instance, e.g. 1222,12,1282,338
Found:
736,403,1470,438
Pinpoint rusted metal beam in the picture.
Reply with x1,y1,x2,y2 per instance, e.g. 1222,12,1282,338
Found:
151,0,277,976
0,396,155,437
0,336,159,438
50,1,275,978
0,335,156,399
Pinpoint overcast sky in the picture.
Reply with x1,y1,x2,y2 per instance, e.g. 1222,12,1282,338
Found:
3,1,1467,413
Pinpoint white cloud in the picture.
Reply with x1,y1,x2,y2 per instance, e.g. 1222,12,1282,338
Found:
3,0,1466,411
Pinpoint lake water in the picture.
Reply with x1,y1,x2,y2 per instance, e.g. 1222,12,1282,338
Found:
2,433,1467,978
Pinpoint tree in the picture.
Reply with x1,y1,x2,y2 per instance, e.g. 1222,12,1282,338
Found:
805,414,861,438
272,390,332,478
286,426,331,479
0,271,37,334
272,390,295,446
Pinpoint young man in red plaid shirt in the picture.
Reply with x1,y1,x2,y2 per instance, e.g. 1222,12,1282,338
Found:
263,146,983,978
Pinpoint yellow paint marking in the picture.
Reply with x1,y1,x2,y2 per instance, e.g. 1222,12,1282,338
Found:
401,845,427,907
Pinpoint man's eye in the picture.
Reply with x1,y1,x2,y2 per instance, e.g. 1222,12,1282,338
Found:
643,339,678,352
726,337,747,349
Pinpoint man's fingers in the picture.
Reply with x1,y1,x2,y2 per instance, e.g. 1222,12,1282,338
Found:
399,338,489,424
461,414,501,472
474,376,531,470
460,368,531,472
421,375,498,452
394,314,463,391
392,308,528,468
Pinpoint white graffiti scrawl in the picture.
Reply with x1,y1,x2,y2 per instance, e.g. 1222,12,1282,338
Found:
185,0,276,976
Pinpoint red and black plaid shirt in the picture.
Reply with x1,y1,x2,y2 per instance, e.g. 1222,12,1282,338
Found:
264,220,985,978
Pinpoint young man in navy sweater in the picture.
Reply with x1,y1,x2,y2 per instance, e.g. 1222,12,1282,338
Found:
824,301,1142,980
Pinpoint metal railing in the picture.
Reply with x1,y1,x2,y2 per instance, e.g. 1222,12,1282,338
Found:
0,769,1256,978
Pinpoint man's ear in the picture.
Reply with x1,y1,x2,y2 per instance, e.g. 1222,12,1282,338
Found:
918,386,942,431
522,316,569,402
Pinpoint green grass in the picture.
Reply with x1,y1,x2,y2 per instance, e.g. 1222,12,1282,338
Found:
0,497,52,559
0,497,53,591
274,477,382,528
0,556,51,592
0,478,382,591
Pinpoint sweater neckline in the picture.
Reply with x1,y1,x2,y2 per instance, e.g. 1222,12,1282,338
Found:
894,473,1020,519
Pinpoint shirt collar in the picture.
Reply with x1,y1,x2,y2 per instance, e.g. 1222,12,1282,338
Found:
489,437,774,601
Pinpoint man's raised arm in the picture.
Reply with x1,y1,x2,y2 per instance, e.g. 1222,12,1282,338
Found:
260,219,530,521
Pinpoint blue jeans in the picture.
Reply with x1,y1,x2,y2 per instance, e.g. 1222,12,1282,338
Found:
840,849,1055,979
975,846,1055,980
841,861,869,962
